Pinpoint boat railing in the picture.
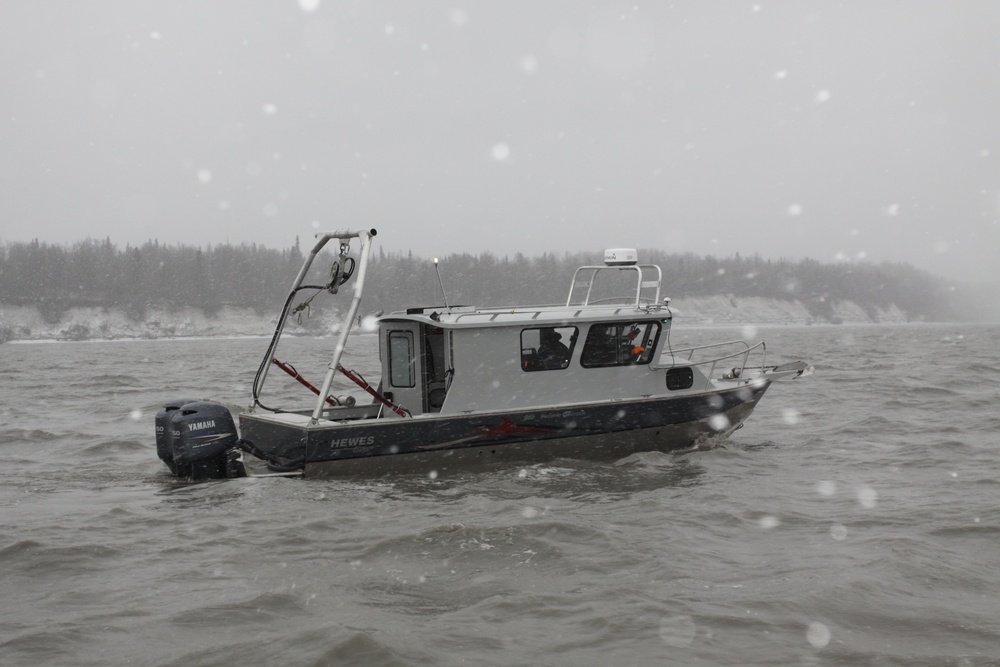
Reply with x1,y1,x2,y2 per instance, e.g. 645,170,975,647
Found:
566,264,662,308
654,339,768,380
585,296,660,306
448,300,666,324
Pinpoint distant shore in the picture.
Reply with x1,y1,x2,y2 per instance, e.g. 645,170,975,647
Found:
0,297,917,343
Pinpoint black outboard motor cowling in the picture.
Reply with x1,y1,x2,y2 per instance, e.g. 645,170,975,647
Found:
169,401,239,480
154,398,200,475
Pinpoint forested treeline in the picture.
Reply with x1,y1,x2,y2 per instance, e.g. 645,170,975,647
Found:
0,237,303,323
0,238,964,323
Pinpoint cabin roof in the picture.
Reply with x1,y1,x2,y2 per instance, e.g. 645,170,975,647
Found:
379,302,672,329
379,261,669,329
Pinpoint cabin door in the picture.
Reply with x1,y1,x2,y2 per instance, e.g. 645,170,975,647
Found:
383,324,423,416
420,324,449,413
382,324,450,416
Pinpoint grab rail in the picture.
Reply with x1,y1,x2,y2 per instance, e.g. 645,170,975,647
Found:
653,339,768,380
566,264,662,308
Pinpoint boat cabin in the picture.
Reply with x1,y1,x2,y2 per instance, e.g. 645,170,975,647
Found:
374,252,704,418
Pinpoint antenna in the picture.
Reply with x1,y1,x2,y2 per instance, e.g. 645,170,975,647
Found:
433,257,450,309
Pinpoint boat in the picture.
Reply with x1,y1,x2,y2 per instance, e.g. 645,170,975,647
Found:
155,228,812,479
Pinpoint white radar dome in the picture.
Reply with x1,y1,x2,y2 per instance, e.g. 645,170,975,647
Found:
604,248,638,266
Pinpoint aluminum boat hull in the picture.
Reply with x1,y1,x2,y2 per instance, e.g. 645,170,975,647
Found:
239,381,770,477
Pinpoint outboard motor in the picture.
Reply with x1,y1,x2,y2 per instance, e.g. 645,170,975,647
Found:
168,401,242,480
154,398,199,475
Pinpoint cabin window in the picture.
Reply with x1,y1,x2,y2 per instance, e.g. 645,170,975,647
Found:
388,331,415,387
666,367,694,390
521,326,578,372
580,321,660,368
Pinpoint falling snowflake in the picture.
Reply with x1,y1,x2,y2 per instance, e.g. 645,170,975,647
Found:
815,480,836,497
782,408,801,425
857,486,878,509
708,413,731,431
806,622,831,648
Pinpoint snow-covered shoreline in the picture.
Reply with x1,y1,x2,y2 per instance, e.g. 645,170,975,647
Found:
0,297,912,343
0,305,329,343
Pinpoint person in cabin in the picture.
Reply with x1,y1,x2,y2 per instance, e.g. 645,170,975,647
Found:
625,326,645,362
537,328,571,369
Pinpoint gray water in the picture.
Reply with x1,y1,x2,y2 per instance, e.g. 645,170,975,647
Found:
1,324,998,666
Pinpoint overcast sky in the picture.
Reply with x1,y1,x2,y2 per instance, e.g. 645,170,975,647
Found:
3,1,999,283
